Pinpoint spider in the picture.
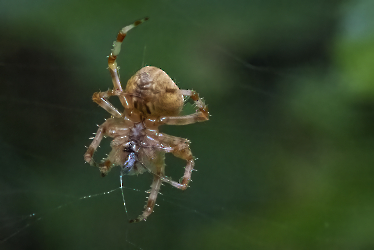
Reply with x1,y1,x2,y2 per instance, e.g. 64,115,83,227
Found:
84,17,209,223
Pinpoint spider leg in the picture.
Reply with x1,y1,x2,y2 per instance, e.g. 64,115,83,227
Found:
92,90,122,118
129,152,164,223
93,17,149,115
108,17,148,106
84,120,109,166
146,131,194,190
98,147,119,176
92,89,136,114
84,118,131,176
129,175,162,223
160,89,209,125
163,142,194,190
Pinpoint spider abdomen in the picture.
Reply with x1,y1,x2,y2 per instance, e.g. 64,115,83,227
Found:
125,66,184,116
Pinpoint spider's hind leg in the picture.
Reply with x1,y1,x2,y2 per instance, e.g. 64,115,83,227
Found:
92,90,122,118
108,17,149,92
181,89,209,120
159,89,209,125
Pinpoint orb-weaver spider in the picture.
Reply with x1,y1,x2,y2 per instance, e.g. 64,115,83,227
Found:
84,17,209,222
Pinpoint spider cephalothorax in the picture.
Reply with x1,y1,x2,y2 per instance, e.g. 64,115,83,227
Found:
84,17,209,223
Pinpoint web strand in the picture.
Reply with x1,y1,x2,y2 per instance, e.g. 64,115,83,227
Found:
120,174,129,218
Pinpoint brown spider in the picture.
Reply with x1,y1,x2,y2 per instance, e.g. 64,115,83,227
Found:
84,17,209,223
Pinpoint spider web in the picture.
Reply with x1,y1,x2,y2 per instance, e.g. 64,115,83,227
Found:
1,0,374,249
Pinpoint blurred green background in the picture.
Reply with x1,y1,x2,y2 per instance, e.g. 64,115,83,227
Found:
1,0,374,249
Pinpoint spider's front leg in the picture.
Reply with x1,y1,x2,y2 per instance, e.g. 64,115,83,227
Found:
146,131,195,190
160,89,209,125
84,121,108,167
163,140,194,190
129,152,164,223
84,118,115,175
85,118,133,176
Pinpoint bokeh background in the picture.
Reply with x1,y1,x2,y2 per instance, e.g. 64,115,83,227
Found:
1,0,374,249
